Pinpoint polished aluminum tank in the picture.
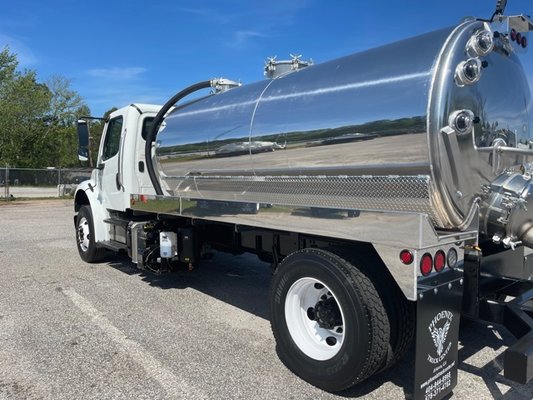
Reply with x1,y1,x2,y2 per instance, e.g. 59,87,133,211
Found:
155,18,532,232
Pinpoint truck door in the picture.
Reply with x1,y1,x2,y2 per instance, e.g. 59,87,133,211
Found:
98,115,126,211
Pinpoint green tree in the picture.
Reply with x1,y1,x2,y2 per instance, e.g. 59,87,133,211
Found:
46,75,86,127
0,47,17,85
43,76,91,167
0,46,91,168
0,47,51,167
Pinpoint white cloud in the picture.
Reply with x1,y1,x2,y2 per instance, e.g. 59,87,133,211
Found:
226,30,268,48
86,67,147,80
76,66,156,115
78,79,167,116
0,33,37,66
175,7,233,24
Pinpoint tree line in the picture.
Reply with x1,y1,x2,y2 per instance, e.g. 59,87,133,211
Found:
0,46,107,168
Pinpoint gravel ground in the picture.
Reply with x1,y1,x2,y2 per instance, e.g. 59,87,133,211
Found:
0,200,532,400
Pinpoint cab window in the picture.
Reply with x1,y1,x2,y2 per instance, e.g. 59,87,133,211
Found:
141,117,155,141
102,116,123,160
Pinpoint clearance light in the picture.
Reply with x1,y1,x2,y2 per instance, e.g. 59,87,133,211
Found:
420,253,433,276
434,250,446,272
521,36,528,49
511,29,518,42
400,250,414,265
447,248,458,269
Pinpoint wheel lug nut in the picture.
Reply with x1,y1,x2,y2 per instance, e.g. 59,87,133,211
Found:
326,336,337,346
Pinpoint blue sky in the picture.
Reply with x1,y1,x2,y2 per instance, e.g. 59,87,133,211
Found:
1,0,532,116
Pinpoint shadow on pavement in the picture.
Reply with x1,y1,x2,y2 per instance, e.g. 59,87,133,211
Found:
103,251,533,399
104,251,272,321
456,319,533,399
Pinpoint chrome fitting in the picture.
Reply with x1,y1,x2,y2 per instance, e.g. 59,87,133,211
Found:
448,109,475,135
467,30,495,57
211,78,241,94
455,58,483,87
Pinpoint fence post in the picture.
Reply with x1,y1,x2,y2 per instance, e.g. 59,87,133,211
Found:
5,166,9,201
58,168,61,197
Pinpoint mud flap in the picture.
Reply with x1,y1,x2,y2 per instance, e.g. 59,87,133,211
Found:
414,274,463,400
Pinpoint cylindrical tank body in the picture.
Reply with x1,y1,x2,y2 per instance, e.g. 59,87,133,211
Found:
155,19,532,232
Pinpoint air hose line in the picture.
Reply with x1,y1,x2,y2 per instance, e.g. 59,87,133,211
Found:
145,80,212,195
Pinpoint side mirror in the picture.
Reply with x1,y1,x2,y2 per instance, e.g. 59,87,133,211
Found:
77,119,90,163
78,149,89,162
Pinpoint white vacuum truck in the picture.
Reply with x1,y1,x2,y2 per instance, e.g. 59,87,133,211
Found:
74,3,533,399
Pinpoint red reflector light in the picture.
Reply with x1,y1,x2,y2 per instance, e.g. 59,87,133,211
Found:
400,250,414,265
420,253,433,276
511,29,517,41
434,250,446,272
516,32,522,44
522,36,528,48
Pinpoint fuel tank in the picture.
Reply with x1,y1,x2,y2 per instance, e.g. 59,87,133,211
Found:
155,17,532,240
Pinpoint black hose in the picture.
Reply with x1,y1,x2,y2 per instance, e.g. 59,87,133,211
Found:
145,80,212,195
490,0,507,22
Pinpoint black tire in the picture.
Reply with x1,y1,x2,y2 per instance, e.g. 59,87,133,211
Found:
378,279,415,370
351,251,415,371
327,246,415,371
76,205,105,263
270,248,389,392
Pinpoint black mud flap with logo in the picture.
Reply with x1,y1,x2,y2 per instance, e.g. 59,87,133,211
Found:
414,273,463,400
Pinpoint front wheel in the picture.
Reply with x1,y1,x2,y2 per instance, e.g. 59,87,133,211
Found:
76,205,105,263
270,248,389,392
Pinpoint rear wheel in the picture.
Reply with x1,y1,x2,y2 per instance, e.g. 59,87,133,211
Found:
326,246,415,371
379,279,415,370
76,205,105,262
270,248,389,392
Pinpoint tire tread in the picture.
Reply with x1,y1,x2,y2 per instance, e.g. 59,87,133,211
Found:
270,248,389,391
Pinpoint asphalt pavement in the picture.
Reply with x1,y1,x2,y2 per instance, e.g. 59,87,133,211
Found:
0,200,532,399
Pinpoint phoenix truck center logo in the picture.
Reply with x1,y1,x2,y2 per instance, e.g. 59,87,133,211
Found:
427,310,453,364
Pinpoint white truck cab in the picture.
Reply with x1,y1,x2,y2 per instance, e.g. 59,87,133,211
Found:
74,104,159,248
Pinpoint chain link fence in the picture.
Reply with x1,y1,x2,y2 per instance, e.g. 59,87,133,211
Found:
0,167,92,200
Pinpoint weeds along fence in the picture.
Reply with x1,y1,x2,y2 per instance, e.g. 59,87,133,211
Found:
0,167,92,200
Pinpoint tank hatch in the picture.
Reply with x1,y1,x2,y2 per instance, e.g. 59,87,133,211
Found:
264,54,313,79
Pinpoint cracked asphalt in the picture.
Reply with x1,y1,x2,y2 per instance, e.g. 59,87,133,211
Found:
0,200,532,399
